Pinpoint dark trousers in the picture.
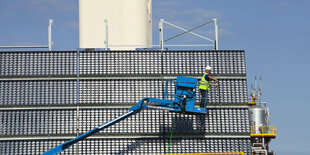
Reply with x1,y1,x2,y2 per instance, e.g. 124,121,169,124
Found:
199,89,208,107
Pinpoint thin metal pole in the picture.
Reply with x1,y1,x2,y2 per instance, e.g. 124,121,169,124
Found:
159,19,164,50
76,50,80,154
48,19,53,51
204,90,207,113
254,76,257,100
104,19,109,50
214,18,218,50
76,50,80,106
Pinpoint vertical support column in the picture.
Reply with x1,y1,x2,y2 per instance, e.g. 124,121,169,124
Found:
48,19,53,51
213,18,218,50
164,79,169,100
159,19,164,50
76,50,80,153
76,50,80,105
104,19,109,50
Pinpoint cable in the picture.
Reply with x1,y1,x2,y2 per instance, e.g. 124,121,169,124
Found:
166,116,176,154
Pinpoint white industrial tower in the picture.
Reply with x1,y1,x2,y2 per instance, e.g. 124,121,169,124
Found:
79,0,152,50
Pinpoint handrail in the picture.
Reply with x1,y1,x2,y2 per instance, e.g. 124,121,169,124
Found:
250,126,276,137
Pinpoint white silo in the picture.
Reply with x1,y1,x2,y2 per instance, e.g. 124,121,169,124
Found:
79,0,152,50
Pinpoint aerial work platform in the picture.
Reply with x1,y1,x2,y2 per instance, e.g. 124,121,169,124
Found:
43,76,208,154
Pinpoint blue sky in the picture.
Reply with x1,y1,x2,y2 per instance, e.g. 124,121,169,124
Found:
1,0,310,154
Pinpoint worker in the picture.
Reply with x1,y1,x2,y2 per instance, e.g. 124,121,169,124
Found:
199,65,219,107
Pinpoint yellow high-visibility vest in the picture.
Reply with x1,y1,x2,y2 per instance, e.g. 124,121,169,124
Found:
199,73,211,91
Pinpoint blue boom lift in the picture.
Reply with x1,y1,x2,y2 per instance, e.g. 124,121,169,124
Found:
43,76,208,155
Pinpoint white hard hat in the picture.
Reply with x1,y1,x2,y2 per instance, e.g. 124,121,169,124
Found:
205,65,212,71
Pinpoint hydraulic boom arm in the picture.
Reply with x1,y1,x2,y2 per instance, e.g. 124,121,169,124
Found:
43,98,174,155
43,76,207,155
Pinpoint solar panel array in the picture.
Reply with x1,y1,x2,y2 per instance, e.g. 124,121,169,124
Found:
0,50,250,154
0,109,77,136
0,108,249,136
0,50,245,77
0,78,247,106
0,51,77,76
0,80,77,106
0,138,251,155
0,139,77,155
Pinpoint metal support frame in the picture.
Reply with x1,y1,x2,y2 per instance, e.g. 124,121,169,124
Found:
214,19,218,50
104,19,109,50
159,19,164,50
0,19,53,51
76,50,80,140
89,18,218,50
48,19,53,51
159,18,218,50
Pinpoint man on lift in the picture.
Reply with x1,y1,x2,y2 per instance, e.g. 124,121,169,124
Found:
199,65,219,108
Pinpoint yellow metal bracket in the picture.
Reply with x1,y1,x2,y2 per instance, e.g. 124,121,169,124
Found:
250,126,277,138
